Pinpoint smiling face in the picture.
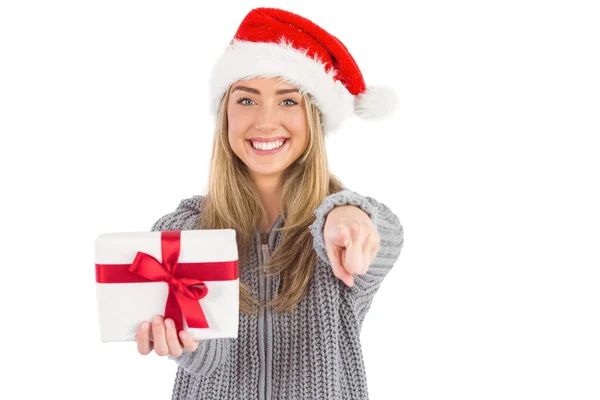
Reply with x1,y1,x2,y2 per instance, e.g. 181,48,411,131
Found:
227,77,309,184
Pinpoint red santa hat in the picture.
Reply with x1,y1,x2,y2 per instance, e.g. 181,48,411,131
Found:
209,7,398,132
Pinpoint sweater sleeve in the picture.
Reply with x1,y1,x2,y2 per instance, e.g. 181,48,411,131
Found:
150,195,234,376
308,189,404,319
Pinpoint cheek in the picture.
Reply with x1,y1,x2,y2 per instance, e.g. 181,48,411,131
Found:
294,128,309,151
285,112,309,143
228,109,252,140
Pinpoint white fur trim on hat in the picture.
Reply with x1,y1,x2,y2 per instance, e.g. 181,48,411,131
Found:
209,39,354,132
354,85,398,119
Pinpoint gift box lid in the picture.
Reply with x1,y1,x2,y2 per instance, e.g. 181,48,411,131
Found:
95,229,238,264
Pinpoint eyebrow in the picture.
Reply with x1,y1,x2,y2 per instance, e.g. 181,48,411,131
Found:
231,85,300,95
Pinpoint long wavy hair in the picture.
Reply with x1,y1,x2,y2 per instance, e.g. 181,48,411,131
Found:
196,82,344,314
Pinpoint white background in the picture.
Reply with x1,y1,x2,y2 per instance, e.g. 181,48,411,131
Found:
1,1,599,399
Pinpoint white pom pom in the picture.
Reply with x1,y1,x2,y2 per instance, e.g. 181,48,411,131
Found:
354,85,398,119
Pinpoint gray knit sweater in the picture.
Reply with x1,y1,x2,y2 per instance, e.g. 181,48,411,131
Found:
150,189,404,400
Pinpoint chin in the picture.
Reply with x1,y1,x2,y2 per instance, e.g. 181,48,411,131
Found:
254,170,284,178
249,166,286,178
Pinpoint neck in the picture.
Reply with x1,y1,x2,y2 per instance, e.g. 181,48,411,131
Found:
253,174,282,233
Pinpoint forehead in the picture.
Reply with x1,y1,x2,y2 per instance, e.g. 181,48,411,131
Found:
231,77,301,91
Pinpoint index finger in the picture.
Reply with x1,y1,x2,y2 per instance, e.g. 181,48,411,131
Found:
343,237,364,276
325,240,354,287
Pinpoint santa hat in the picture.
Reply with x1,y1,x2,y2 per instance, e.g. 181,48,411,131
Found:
209,7,398,132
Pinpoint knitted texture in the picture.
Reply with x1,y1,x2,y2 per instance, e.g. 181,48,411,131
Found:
150,189,404,400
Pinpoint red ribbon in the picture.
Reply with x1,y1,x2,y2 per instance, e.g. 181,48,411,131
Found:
95,231,238,332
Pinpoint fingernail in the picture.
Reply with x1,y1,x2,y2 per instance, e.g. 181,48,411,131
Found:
141,321,148,331
165,319,173,328
179,331,187,340
153,315,161,324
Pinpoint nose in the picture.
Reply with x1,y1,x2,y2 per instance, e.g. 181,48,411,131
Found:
255,103,278,131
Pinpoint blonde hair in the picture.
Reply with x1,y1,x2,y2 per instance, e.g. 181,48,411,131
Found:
197,84,344,314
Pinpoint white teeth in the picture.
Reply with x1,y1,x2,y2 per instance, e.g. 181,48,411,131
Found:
251,139,285,150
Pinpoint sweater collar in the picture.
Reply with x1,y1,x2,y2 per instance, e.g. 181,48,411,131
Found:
255,212,287,250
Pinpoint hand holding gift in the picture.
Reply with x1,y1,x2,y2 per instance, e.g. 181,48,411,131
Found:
136,314,199,357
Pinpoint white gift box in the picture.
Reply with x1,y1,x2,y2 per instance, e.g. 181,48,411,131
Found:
95,229,239,342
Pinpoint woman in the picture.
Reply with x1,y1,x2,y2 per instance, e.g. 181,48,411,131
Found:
136,7,404,400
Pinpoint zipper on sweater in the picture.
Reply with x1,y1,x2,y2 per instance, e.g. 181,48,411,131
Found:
258,232,273,400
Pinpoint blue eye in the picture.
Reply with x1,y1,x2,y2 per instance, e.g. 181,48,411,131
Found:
237,98,256,105
281,99,298,106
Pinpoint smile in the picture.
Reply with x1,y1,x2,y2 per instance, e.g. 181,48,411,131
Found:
246,138,289,155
